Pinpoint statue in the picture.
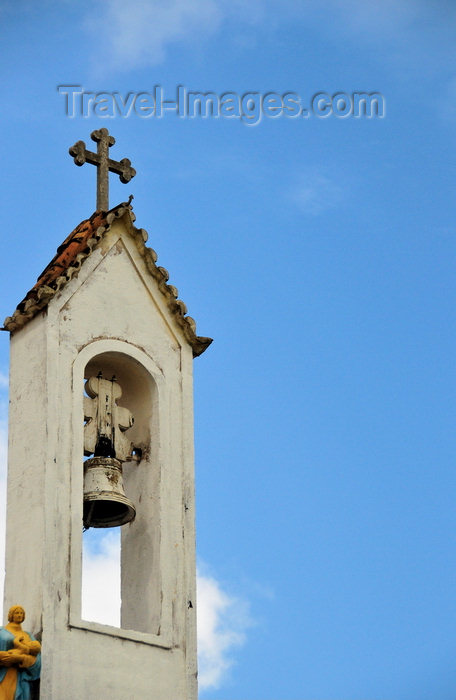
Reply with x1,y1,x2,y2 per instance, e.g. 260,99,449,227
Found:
0,606,41,700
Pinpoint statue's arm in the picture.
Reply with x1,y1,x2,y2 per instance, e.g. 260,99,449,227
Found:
17,653,38,669
0,651,15,666
27,640,41,656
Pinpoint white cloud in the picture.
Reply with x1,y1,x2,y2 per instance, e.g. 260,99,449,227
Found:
85,0,450,73
197,567,252,691
82,530,121,626
86,0,223,71
0,373,8,390
291,169,345,215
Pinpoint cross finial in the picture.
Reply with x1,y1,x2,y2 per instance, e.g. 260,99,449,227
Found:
69,128,136,211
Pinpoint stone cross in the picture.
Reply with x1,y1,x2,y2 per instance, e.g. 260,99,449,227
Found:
69,128,136,211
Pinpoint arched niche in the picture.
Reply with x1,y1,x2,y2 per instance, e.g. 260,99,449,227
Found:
73,340,165,639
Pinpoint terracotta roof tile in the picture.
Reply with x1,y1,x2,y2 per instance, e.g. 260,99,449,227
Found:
33,211,106,293
4,203,212,357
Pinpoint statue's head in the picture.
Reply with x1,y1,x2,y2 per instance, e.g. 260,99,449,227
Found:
7,605,25,623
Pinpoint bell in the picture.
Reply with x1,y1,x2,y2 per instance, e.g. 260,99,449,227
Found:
83,456,136,528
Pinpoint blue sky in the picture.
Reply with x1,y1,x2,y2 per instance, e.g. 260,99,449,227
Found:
1,1,456,698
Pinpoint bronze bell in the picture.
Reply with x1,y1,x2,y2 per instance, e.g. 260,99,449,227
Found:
83,455,136,529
